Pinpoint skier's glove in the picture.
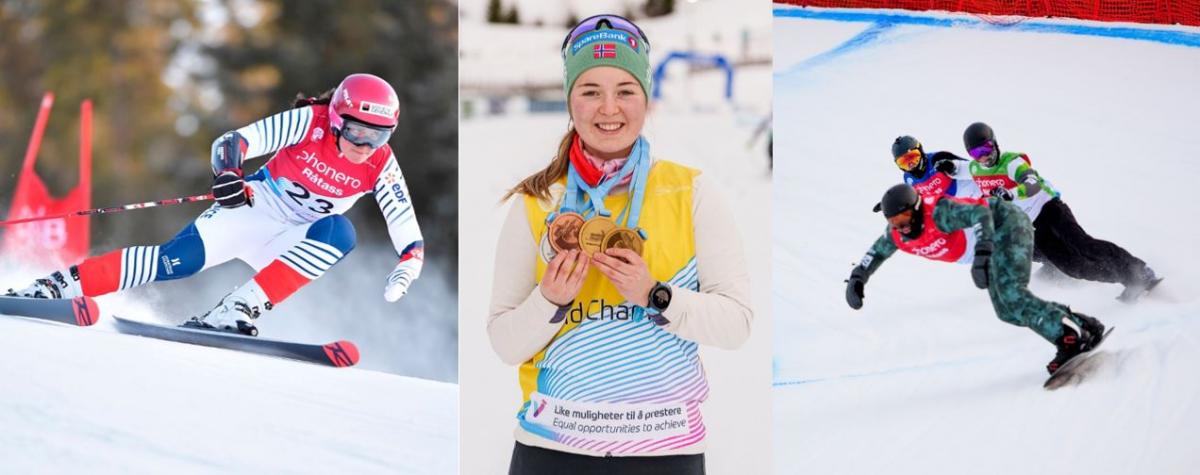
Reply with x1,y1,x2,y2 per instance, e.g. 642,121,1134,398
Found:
384,258,422,302
934,158,957,175
989,186,1014,201
844,266,868,310
212,170,252,208
972,240,994,289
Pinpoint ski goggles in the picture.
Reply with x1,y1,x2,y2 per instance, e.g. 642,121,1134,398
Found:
341,118,394,149
894,148,923,171
968,141,996,161
561,14,651,57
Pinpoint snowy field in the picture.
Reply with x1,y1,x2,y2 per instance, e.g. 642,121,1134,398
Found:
459,56,773,475
773,6,1200,474
0,222,458,471
0,307,458,473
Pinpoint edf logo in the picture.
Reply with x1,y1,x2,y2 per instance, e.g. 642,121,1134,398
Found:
392,184,408,203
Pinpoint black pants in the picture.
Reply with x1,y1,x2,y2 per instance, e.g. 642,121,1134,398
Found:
1033,198,1148,286
509,442,705,475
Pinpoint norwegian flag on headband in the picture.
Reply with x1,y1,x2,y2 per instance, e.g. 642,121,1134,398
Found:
593,43,616,59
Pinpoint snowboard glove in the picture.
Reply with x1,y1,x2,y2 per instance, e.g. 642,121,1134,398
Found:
989,186,1014,201
972,240,994,289
213,170,251,208
934,158,957,175
845,266,868,310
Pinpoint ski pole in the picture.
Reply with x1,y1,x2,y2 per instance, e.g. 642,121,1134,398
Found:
0,193,214,227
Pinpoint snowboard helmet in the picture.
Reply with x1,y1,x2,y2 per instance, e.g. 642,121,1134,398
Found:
329,74,400,149
963,122,999,167
892,135,926,175
876,183,924,238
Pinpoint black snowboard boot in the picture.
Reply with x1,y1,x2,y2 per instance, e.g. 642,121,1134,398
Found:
1047,311,1105,375
1118,266,1163,303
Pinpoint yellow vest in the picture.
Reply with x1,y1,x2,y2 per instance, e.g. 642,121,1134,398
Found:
517,160,708,454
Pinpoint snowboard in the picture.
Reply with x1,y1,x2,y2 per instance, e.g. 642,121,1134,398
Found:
0,295,100,326
1044,327,1114,390
112,316,360,368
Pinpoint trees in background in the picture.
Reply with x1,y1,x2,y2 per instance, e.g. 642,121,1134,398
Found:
0,0,458,277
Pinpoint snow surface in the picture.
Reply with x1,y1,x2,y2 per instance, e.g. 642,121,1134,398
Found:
773,7,1200,474
0,235,457,472
458,64,774,475
0,310,458,473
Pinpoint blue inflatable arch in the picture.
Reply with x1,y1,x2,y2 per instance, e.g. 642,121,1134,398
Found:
652,51,734,101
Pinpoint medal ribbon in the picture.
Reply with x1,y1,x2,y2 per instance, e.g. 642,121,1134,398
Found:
561,136,650,229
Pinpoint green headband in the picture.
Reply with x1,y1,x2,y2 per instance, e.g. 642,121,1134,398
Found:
562,27,652,100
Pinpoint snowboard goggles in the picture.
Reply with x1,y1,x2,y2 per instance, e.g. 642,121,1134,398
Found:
341,118,394,149
894,148,923,171
562,14,651,57
968,141,996,161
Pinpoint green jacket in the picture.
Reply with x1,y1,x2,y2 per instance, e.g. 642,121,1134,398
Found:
967,151,1059,219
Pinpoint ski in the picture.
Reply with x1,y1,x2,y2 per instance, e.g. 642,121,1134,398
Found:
112,316,359,368
0,296,100,326
1043,327,1114,390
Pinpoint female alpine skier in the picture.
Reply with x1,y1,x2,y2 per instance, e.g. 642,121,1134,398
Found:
845,183,1105,374
8,73,424,335
486,14,753,474
962,122,1159,301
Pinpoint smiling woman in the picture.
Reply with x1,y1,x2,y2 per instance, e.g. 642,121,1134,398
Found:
484,13,756,475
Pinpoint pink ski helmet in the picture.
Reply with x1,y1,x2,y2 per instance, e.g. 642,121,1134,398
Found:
329,73,400,140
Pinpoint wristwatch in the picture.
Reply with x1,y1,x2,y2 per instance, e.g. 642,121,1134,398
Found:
647,282,672,314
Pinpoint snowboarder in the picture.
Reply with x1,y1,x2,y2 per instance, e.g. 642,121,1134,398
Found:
7,73,424,335
891,135,981,199
962,122,1160,301
845,183,1105,374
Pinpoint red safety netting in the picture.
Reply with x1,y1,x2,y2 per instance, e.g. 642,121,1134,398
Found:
779,1,1200,27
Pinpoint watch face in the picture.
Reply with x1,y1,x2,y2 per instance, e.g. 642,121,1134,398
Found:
652,287,670,308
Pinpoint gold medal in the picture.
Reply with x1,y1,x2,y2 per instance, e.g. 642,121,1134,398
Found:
601,228,644,256
578,216,616,255
548,212,585,253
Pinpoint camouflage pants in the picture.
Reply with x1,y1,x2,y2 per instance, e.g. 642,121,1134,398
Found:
986,201,1071,343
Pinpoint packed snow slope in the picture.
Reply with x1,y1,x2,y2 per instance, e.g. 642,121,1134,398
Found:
773,7,1200,475
0,296,457,473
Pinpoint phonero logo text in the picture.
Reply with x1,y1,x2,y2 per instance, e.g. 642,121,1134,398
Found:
914,175,947,197
976,177,1010,191
359,101,396,119
593,43,616,59
913,237,949,257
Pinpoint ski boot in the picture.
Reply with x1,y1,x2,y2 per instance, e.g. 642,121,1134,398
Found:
181,282,273,337
5,269,82,300
1046,310,1106,375
1117,266,1163,303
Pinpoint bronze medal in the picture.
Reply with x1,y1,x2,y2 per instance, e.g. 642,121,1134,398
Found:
578,216,616,255
601,228,645,256
548,212,585,253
